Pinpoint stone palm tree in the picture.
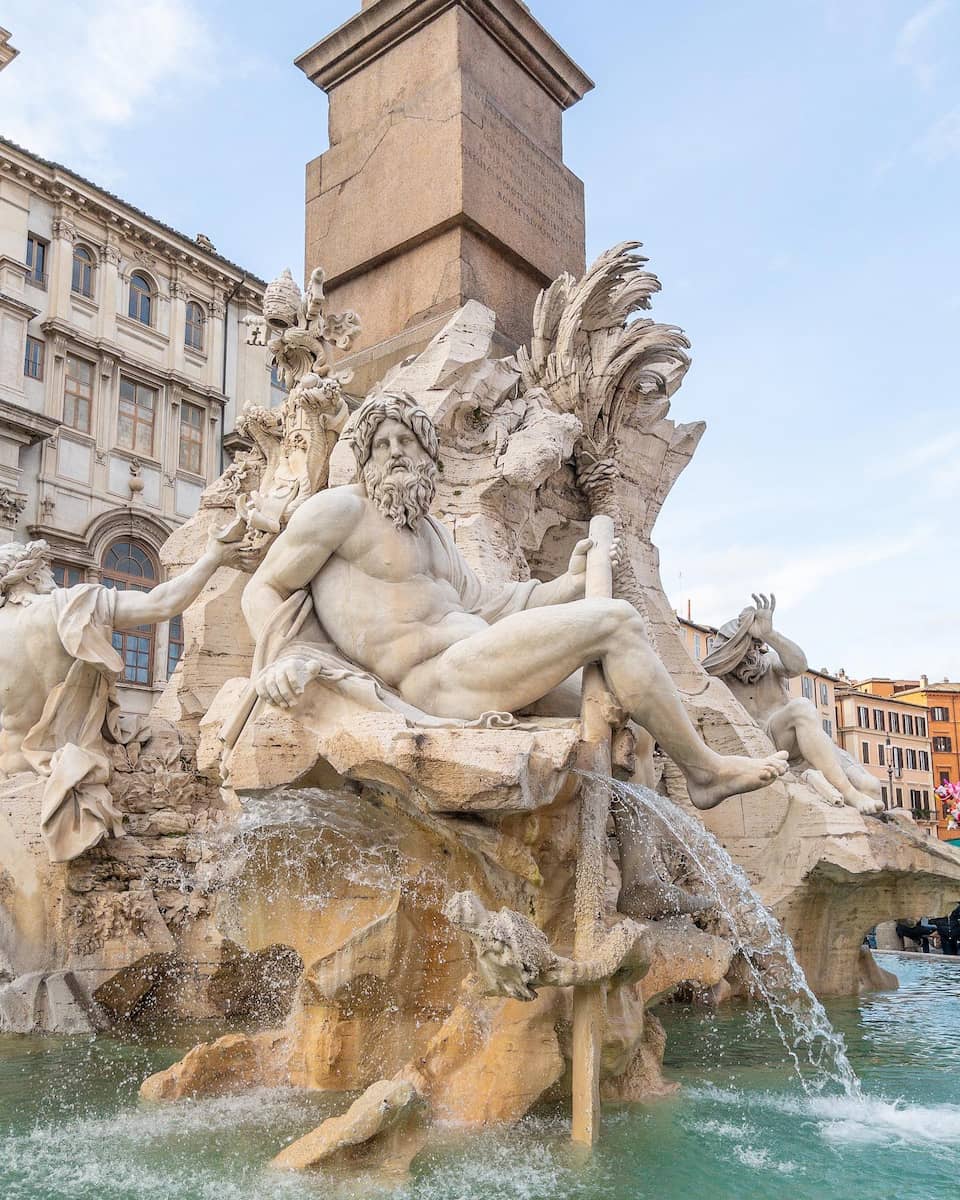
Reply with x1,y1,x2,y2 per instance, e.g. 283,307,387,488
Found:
516,241,692,610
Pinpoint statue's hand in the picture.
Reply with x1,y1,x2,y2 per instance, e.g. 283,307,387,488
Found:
206,517,260,573
255,656,322,707
567,537,594,577
749,592,776,640
567,535,622,588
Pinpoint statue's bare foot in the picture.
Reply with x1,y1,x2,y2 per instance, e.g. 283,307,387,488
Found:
846,790,885,816
618,878,716,921
800,769,845,807
686,751,788,811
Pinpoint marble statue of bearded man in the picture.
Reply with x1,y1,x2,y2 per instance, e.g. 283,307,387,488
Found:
240,391,788,813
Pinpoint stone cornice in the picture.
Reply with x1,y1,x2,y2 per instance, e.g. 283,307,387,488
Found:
0,137,267,296
296,0,594,108
0,288,40,321
0,399,61,444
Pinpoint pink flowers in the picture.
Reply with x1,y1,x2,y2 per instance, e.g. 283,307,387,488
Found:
935,782,960,829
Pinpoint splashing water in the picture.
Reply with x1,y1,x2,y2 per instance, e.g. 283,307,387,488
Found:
606,778,862,1098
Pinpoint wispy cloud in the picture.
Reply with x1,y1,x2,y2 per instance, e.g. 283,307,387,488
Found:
669,527,930,629
894,0,951,87
915,105,960,161
0,0,218,181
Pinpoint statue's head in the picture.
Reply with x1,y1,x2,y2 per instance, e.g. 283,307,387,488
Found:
350,391,439,530
0,540,55,608
707,606,771,685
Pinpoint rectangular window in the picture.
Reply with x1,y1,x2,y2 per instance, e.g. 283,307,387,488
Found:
919,751,930,772
917,716,927,737
24,336,44,380
889,712,901,734
862,741,870,765
931,706,950,722
894,746,904,770
910,789,922,810
896,787,903,807
873,709,885,731
881,785,888,807
117,377,157,456
878,744,886,767
822,719,833,737
819,682,829,706
934,736,953,753
857,705,869,729
26,234,48,287
904,714,915,736
167,614,184,677
940,770,951,785
906,748,918,770
63,355,94,433
52,562,83,588
802,676,813,700
178,401,204,475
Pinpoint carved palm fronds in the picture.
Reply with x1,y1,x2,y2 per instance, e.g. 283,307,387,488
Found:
517,242,692,604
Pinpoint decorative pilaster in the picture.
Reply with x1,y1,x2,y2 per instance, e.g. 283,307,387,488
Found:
99,238,122,341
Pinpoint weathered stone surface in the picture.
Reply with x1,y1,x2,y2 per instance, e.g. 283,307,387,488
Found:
139,1031,290,1101
297,0,592,387
221,706,579,815
271,1076,424,1176
0,969,100,1034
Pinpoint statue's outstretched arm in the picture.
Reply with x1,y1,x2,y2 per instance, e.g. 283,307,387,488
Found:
113,524,255,626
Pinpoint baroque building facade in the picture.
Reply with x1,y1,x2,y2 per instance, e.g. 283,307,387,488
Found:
0,136,278,714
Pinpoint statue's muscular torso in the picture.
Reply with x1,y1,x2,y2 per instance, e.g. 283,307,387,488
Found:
722,653,792,726
277,486,490,687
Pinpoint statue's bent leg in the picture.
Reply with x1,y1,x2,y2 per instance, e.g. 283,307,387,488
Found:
400,598,787,807
767,700,882,814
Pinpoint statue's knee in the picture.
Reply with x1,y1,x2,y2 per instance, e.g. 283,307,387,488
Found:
785,697,817,725
596,598,644,638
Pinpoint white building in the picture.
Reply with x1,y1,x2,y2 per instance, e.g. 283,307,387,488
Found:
0,135,277,714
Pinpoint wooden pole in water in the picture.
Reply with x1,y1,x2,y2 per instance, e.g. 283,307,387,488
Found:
571,513,615,1147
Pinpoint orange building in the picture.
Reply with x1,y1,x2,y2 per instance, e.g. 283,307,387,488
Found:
890,677,960,845
835,686,936,835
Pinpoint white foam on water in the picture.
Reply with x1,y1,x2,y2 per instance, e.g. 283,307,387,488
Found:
1,1088,332,1200
687,1082,960,1153
732,1145,799,1174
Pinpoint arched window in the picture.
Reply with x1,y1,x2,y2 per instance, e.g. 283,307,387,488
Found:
72,245,94,298
101,539,158,685
184,301,204,351
128,272,153,325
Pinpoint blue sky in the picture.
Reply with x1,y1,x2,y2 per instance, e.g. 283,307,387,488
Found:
3,0,959,679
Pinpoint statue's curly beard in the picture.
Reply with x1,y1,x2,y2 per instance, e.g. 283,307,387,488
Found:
731,645,770,685
362,456,438,530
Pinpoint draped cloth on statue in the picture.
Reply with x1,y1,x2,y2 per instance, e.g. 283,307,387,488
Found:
700,608,756,677
222,515,540,755
21,585,129,863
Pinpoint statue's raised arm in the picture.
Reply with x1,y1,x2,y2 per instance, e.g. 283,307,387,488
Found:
703,593,883,814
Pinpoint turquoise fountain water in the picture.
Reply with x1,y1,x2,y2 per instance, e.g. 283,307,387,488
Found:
2,787,959,1199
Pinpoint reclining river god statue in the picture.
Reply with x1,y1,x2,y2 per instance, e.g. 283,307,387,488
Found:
238,391,788,809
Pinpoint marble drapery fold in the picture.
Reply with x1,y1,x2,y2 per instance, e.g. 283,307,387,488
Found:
21,585,133,863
